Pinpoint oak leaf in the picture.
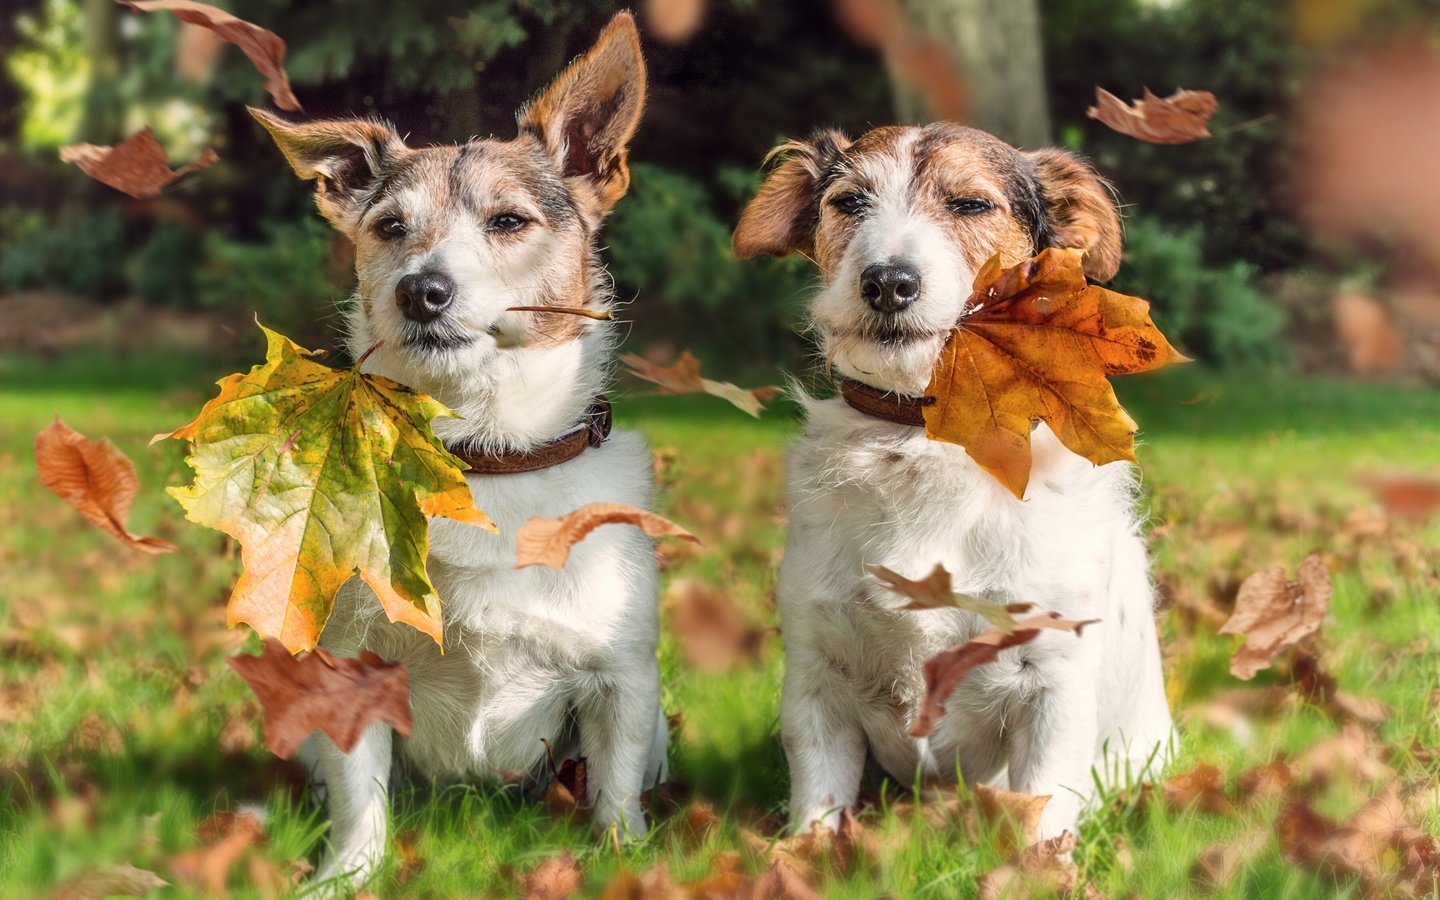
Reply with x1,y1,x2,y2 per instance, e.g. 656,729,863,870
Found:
60,128,218,200
228,639,411,758
118,0,301,111
35,418,178,554
1087,87,1219,144
911,611,1096,738
515,502,698,570
1219,554,1331,680
866,563,1033,630
161,323,493,652
923,249,1186,499
619,350,781,417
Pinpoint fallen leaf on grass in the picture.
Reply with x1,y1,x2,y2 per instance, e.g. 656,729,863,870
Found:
744,809,881,885
60,128,218,200
168,807,266,896
1276,786,1438,894
118,0,300,110
1359,474,1440,522
1290,652,1389,725
978,831,1096,900
1192,828,1269,889
228,639,412,758
912,612,1097,738
665,578,766,670
923,249,1186,499
544,753,590,816
1293,721,1394,788
1162,762,1234,815
516,503,698,570
619,350,782,418
1237,759,1294,801
521,852,584,900
161,322,493,652
54,863,168,899
1087,86,1219,144
975,784,1050,854
394,829,425,885
1219,554,1331,680
35,418,178,554
866,563,1033,630
751,860,823,900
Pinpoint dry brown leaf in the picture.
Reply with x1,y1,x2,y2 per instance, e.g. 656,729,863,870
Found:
1293,721,1394,788
750,860,822,900
912,612,1096,738
516,502,699,570
665,578,766,671
168,808,266,896
923,249,1186,499
978,831,1096,900
1219,554,1331,680
1162,762,1234,815
1334,293,1402,373
1191,828,1269,889
521,852,583,900
866,563,1033,628
975,784,1051,854
1290,653,1389,725
1359,474,1440,522
35,418,178,554
118,0,300,111
1237,759,1294,802
1087,86,1219,144
53,863,168,899
228,639,412,759
545,755,590,816
1277,787,1424,891
60,128,218,200
619,350,781,418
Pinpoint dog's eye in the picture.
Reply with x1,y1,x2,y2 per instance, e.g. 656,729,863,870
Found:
488,213,531,233
829,193,869,216
374,216,407,240
947,198,995,216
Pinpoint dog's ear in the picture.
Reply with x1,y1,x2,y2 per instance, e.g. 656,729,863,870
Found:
517,12,646,218
733,130,851,260
248,107,408,234
1025,149,1123,281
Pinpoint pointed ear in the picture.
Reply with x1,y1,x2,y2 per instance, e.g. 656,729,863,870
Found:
248,106,408,234
517,12,646,217
733,130,851,260
1025,149,1123,281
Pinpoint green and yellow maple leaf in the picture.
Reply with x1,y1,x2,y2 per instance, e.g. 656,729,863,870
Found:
161,322,494,652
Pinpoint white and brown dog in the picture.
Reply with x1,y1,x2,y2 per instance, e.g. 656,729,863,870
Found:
734,123,1173,841
251,14,665,889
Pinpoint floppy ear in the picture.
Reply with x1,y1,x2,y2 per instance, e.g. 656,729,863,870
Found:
733,130,851,260
248,107,407,235
1025,149,1123,281
517,12,646,217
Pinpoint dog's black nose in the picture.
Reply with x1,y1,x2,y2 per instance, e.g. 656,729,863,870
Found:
860,261,922,313
395,272,455,323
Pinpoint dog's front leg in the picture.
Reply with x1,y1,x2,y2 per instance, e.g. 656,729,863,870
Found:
577,660,661,840
1005,655,1100,842
312,723,392,891
781,652,867,832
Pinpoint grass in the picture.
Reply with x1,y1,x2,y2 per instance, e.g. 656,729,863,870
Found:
1,347,1438,898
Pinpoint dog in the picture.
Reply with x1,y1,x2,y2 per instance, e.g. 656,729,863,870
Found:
733,123,1173,842
250,13,666,888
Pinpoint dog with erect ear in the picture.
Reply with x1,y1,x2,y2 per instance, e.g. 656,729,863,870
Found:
734,123,1173,842
250,13,667,891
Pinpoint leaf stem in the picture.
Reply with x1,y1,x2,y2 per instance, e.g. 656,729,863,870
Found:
353,342,383,370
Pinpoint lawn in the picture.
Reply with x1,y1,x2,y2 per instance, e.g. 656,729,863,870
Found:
2,347,1439,898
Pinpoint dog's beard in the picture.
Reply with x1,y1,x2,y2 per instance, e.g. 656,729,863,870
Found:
400,321,477,354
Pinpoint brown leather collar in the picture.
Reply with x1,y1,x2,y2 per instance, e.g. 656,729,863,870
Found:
839,378,932,427
445,397,612,475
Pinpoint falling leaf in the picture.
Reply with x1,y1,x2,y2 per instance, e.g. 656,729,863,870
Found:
665,578,766,670
865,563,1033,629
515,502,698,570
975,784,1050,854
912,612,1096,738
228,639,412,759
923,249,1186,499
521,852,584,900
53,864,168,899
35,418,178,554
160,322,493,652
1162,762,1234,815
60,128,218,200
118,0,300,111
1359,474,1440,522
1334,293,1402,373
645,0,705,44
1087,87,1219,144
619,350,781,418
1219,554,1331,680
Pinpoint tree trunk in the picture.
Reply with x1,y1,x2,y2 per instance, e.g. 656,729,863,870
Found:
888,0,1051,148
81,0,124,143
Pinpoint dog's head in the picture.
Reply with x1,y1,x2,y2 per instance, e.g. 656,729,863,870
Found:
734,123,1122,396
250,12,644,388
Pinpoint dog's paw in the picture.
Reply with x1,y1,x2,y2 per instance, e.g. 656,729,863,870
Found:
594,800,649,842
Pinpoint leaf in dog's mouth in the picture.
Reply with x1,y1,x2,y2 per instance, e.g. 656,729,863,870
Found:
506,305,614,320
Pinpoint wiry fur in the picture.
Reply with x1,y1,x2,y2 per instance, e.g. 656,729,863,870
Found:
736,123,1172,841
251,13,664,892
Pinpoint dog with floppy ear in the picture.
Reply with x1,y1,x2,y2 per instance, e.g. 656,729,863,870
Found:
250,13,667,890
734,123,1172,842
